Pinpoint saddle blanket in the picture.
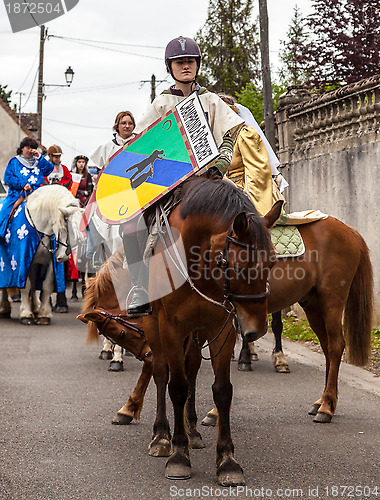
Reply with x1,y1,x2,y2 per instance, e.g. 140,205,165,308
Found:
270,225,305,258
0,200,65,290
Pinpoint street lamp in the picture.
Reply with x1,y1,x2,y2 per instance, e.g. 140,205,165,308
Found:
64,66,74,87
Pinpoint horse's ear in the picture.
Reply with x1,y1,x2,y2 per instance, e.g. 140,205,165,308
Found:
232,212,249,236
77,310,104,323
262,200,284,229
59,204,79,217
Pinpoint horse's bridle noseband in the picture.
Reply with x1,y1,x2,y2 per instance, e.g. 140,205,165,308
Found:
95,307,152,362
26,206,71,256
219,221,270,303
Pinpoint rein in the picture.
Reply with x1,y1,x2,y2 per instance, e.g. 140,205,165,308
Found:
156,204,270,309
155,204,270,360
94,307,152,361
25,206,70,255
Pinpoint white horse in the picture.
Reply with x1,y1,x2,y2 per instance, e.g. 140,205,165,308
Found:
0,185,84,324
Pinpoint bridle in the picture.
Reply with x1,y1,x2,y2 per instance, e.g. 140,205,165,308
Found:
156,205,270,313
94,307,152,362
218,219,271,303
26,206,71,256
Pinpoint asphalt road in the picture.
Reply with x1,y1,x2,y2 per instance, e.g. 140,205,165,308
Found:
1,299,379,500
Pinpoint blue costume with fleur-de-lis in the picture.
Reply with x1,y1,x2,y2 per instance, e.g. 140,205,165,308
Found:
0,155,53,238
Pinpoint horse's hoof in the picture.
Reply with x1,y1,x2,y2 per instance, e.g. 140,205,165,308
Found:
238,362,253,372
99,350,113,360
108,361,124,372
275,364,290,373
308,404,321,416
189,434,205,449
218,470,245,487
201,414,218,426
250,353,259,361
0,312,11,319
112,413,133,425
313,412,333,423
53,306,69,313
20,317,35,325
165,455,191,480
35,317,51,325
148,438,171,457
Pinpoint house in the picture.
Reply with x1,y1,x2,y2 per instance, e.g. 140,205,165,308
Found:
0,96,40,180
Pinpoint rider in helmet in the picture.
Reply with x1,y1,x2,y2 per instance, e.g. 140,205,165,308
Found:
122,36,244,317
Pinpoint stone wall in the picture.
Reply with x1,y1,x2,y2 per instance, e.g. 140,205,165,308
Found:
276,75,380,324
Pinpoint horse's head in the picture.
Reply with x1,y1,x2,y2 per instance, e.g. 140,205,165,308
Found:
58,203,85,262
210,201,283,343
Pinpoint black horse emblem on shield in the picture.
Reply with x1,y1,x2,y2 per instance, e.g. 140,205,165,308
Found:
125,149,165,190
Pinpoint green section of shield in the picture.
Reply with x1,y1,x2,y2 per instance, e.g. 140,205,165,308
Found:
128,113,191,163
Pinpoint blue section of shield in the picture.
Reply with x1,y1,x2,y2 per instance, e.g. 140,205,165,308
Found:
104,151,193,188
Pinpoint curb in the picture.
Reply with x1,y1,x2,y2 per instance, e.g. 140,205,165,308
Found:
256,334,380,398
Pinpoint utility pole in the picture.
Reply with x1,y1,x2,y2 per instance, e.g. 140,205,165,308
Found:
150,74,156,102
141,74,166,103
258,0,276,151
37,24,46,143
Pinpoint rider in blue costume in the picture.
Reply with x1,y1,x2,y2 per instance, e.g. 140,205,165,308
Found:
0,137,53,238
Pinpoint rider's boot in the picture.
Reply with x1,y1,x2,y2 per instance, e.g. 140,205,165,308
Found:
123,233,152,318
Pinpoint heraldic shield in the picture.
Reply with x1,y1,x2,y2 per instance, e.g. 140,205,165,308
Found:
95,92,219,224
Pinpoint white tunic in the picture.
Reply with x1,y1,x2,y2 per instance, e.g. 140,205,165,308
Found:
135,91,244,147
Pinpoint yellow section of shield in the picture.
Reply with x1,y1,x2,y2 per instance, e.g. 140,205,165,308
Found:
96,173,167,222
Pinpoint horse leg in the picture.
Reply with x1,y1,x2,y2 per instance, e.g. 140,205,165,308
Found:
112,355,153,425
184,337,205,450
211,336,245,486
99,335,113,360
238,331,252,372
303,298,345,423
35,263,54,325
108,344,124,372
0,289,11,318
144,316,171,458
271,311,290,373
163,325,191,479
248,341,259,361
20,279,35,325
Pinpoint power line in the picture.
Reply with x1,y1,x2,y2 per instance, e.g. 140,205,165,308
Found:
42,129,83,155
49,34,164,49
44,117,109,130
49,36,162,60
21,66,39,109
16,49,40,92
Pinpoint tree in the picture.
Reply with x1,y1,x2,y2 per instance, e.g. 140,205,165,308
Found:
278,5,311,87
298,0,380,89
0,84,12,106
195,0,260,95
236,82,286,124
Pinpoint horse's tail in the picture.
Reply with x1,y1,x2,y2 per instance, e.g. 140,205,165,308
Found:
343,231,373,366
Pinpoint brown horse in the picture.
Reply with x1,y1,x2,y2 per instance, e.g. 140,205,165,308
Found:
202,215,373,427
77,245,210,451
143,178,282,486
77,247,153,425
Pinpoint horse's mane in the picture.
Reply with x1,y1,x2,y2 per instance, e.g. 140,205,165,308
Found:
82,246,125,313
180,178,257,222
26,184,80,232
179,178,271,252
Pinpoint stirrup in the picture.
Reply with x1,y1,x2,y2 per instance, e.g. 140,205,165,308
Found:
126,286,152,318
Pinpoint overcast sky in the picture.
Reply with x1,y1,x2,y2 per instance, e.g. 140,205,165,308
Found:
0,0,312,167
